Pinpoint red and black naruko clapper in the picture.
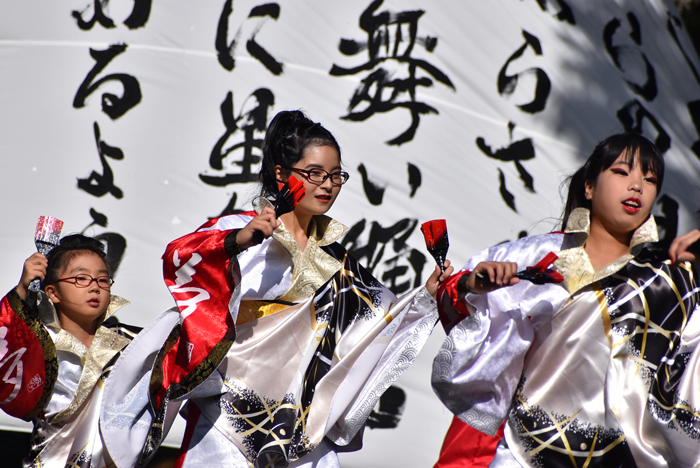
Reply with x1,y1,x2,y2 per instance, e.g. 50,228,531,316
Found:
275,175,306,218
421,219,449,274
252,176,307,246
515,251,564,284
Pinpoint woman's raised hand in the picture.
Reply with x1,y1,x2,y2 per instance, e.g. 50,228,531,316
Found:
235,207,281,251
467,261,520,294
426,260,454,298
669,229,700,264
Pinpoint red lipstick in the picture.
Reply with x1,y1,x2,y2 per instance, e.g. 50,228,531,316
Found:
622,197,641,214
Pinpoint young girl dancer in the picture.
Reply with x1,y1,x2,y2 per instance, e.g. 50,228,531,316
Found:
103,110,452,468
0,234,139,466
432,132,700,467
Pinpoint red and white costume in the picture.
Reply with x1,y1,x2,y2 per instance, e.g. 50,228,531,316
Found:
103,209,438,468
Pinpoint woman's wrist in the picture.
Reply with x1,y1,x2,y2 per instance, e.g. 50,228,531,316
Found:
224,229,246,257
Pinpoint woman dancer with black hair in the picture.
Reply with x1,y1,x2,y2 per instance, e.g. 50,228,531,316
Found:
103,110,452,468
432,132,700,467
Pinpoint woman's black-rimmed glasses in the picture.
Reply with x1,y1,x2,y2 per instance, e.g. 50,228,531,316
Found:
290,168,349,186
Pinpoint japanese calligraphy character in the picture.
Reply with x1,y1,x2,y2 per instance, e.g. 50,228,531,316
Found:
79,211,127,274
476,122,536,212
83,208,109,230
498,169,516,213
330,0,454,146
0,335,25,405
617,99,671,153
72,0,152,30
168,252,211,320
522,0,575,24
77,122,124,198
0,328,7,362
654,195,679,249
669,14,700,161
74,44,142,119
603,13,657,101
200,88,274,187
211,193,247,219
72,0,115,29
95,232,128,276
357,163,386,206
498,30,551,114
216,0,283,74
407,162,421,197
123,0,152,29
687,100,700,160
341,218,426,295
667,13,700,85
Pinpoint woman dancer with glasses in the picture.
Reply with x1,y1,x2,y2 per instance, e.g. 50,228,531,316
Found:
103,110,453,468
431,132,700,467
0,234,140,466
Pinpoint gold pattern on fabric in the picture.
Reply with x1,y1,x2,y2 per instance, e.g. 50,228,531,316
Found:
197,247,437,466
510,250,700,465
223,379,304,430
611,276,651,376
39,294,129,334
50,323,131,426
148,325,181,407
553,208,658,294
595,289,613,347
519,399,582,462
272,215,348,301
236,301,290,326
629,258,689,331
168,330,234,400
341,265,380,316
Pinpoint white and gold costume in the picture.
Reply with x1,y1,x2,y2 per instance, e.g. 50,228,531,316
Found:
432,208,700,467
103,211,438,468
0,289,136,467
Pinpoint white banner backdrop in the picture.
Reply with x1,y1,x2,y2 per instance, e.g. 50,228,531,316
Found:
2,1,700,466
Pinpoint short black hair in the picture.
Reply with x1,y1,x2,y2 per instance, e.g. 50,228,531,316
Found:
43,234,108,289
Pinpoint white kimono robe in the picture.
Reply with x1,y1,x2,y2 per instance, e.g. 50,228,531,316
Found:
432,208,700,467
0,289,136,468
103,210,438,468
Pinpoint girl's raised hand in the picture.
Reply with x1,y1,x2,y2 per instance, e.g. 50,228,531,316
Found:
468,261,519,294
235,207,281,251
669,229,700,264
17,252,48,300
426,260,454,299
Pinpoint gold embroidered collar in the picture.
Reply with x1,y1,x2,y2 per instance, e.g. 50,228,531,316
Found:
254,196,349,301
553,208,658,294
274,216,348,301
50,322,132,425
37,292,130,334
35,292,132,425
